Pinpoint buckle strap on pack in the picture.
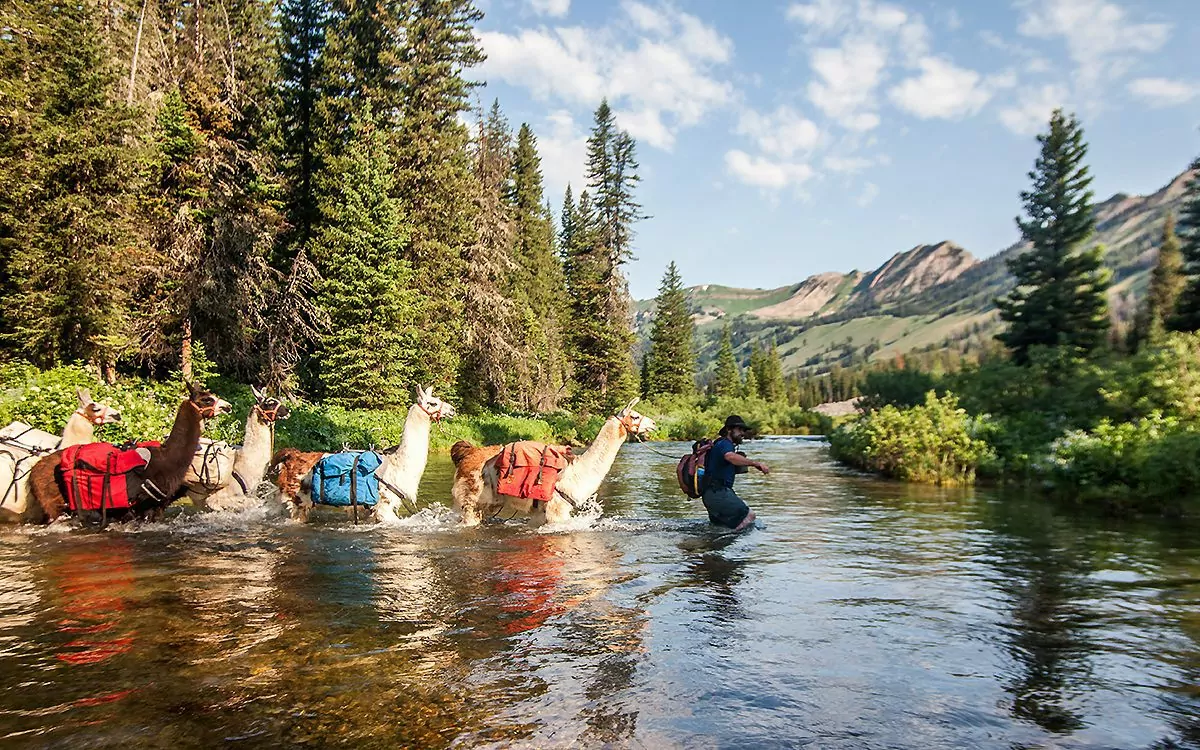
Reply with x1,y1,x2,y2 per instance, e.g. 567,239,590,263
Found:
377,475,417,516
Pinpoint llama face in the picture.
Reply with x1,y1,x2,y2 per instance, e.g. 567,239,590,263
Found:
186,381,233,419
75,389,122,425
416,386,457,421
251,386,291,423
618,399,657,437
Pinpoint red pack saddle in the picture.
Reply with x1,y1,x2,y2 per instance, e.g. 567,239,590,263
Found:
494,442,573,503
61,442,159,514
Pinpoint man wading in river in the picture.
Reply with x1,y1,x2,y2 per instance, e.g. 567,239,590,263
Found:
703,415,769,531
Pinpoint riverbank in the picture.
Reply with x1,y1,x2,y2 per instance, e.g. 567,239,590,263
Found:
827,333,1200,513
0,364,829,452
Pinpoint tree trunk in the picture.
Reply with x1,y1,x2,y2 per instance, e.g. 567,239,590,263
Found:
181,317,194,380
127,0,148,105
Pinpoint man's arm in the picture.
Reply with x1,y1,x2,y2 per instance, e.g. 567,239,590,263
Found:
722,451,770,475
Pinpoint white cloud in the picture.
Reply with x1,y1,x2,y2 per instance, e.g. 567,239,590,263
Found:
857,181,880,207
735,106,821,158
807,38,888,131
823,155,876,173
479,4,734,153
1128,78,1200,108
999,84,1069,136
1016,0,1172,87
785,0,848,33
536,110,589,198
889,57,993,119
527,0,569,18
724,150,815,190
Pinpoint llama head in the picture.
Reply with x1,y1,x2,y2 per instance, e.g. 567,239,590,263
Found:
414,385,457,421
75,388,122,425
617,398,657,437
250,385,291,423
185,380,233,419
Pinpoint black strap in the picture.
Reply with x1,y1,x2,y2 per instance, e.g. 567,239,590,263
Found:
232,471,249,496
349,453,360,525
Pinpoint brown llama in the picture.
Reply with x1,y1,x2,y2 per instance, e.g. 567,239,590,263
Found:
26,382,231,524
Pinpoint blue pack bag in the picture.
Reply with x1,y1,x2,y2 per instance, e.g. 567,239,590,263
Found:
311,451,384,507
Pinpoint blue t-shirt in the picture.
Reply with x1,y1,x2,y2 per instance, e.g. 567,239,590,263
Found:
705,437,738,489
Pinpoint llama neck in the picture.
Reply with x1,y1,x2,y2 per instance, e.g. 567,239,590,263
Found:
158,401,202,478
233,410,273,486
558,417,627,500
377,405,432,499
59,413,96,448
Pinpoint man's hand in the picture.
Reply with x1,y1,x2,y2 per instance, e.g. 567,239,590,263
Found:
755,461,770,475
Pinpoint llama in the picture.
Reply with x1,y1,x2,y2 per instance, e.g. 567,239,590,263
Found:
26,382,231,524
272,386,456,523
451,399,657,527
186,386,290,512
0,389,122,521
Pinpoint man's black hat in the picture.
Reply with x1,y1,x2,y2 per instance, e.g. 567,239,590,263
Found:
723,415,749,432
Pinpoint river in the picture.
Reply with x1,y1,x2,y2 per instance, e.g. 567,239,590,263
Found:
1,439,1198,748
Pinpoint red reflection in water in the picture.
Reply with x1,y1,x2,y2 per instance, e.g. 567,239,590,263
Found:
493,538,566,635
51,540,137,667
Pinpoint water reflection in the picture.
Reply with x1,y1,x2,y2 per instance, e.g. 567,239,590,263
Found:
0,445,1199,748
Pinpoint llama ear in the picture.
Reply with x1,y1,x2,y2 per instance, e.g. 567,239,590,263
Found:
184,379,200,398
622,397,640,414
413,385,422,401
251,385,265,401
76,388,91,406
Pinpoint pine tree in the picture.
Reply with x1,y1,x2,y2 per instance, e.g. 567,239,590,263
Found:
508,122,569,410
645,262,695,398
752,340,786,401
1132,213,1185,347
277,0,329,252
714,324,741,398
391,0,484,395
997,109,1110,363
565,101,643,412
1171,158,1200,331
309,109,422,408
0,0,143,374
742,363,759,399
460,101,521,412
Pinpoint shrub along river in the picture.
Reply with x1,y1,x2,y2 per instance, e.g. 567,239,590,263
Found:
1,439,1199,748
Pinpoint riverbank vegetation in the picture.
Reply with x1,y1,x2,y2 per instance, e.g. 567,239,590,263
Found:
831,110,1200,511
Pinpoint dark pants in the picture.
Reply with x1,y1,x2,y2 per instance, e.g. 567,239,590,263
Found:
702,485,750,529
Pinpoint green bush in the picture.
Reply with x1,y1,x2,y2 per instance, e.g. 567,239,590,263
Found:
829,392,994,485
858,367,942,411
1046,414,1200,510
640,394,830,441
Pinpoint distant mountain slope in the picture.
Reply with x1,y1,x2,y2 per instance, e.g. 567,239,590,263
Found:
637,168,1193,376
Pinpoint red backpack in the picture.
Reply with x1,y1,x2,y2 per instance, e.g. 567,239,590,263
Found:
60,442,158,515
676,439,714,499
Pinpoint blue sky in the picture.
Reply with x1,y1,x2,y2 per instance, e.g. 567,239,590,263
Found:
473,0,1200,299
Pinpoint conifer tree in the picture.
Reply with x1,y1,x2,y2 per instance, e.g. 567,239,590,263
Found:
645,262,695,398
508,122,569,410
460,101,521,411
1170,158,1200,331
714,324,741,398
1132,213,1185,347
0,0,143,375
997,109,1110,363
742,363,760,399
565,101,643,412
309,109,422,408
277,0,329,252
391,0,484,394
752,340,786,401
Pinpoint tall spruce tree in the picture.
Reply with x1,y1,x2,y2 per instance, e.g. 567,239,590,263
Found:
460,101,521,411
508,122,569,410
565,101,643,412
1132,213,1185,347
276,0,329,252
309,109,421,408
997,109,1110,363
1170,158,1200,331
714,324,741,398
751,340,786,401
0,0,143,375
392,0,485,395
645,262,695,398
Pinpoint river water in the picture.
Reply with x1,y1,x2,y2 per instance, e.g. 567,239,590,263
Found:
1,439,1199,749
